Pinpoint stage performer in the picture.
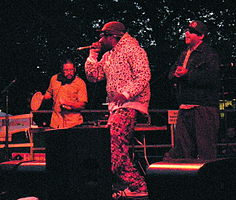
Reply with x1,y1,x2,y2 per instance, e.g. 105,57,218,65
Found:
164,20,220,160
43,58,88,129
85,21,151,198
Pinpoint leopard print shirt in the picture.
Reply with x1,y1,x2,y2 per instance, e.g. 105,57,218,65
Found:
85,33,151,114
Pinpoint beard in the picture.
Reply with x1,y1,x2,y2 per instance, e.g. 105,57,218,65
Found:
65,74,74,80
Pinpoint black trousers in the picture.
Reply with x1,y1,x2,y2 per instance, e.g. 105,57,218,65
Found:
168,106,219,159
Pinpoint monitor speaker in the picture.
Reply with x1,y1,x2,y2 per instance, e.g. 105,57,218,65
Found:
146,158,236,200
45,127,111,200
0,160,46,199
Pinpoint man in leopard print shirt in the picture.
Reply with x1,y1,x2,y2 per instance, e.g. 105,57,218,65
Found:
85,21,151,197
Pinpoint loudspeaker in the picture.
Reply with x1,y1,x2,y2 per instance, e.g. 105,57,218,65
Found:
146,158,236,200
0,160,47,199
45,127,111,200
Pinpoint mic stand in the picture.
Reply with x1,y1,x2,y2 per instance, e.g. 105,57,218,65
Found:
0,79,16,162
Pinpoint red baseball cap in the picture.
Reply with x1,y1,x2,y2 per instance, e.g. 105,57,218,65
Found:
98,21,126,36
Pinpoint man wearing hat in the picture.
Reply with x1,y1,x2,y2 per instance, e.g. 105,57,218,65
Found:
85,21,151,197
164,20,220,160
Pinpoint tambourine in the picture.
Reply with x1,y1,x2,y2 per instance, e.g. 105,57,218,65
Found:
30,91,44,111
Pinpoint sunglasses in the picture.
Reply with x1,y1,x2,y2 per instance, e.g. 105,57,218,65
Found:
184,28,202,36
99,32,114,38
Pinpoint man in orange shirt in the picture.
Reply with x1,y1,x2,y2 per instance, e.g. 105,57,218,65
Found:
43,58,88,129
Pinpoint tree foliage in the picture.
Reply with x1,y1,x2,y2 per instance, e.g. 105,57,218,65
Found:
1,0,235,114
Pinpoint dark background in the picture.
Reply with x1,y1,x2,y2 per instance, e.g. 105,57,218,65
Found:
1,0,236,115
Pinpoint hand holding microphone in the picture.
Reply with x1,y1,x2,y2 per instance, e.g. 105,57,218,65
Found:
77,42,102,61
90,42,102,53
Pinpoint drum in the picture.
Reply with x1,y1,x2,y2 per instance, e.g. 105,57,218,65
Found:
30,92,44,111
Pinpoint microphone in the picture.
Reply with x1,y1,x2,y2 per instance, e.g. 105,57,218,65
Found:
76,45,92,51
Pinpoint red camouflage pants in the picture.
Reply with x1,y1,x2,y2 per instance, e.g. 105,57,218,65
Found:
108,108,147,191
